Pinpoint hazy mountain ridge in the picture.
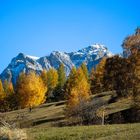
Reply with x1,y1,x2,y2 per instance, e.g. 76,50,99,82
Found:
0,44,113,84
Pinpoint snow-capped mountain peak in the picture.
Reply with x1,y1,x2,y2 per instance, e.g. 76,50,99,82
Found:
0,44,113,84
26,55,40,60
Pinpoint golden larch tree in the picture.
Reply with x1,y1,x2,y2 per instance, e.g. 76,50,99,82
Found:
0,79,6,100
46,68,58,99
90,57,106,94
65,67,77,98
53,63,66,101
16,71,47,108
66,67,90,108
40,69,48,87
80,63,89,80
0,80,4,94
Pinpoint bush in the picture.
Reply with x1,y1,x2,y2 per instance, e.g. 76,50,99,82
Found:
0,126,27,140
66,100,101,125
0,118,27,140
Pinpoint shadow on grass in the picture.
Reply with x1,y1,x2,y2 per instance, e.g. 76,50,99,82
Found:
33,116,65,126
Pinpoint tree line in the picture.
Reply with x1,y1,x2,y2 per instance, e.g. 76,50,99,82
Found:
0,28,140,116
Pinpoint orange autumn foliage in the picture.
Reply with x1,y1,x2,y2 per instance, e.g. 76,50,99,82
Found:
17,72,47,108
66,67,90,108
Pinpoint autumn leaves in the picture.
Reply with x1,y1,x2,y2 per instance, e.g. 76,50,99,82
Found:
16,72,47,108
66,65,90,109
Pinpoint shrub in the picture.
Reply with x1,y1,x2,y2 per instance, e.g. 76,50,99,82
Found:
0,126,27,140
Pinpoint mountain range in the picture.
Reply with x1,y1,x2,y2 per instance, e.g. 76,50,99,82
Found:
0,44,113,84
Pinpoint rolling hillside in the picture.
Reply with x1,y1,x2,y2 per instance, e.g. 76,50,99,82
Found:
0,91,134,128
0,91,139,140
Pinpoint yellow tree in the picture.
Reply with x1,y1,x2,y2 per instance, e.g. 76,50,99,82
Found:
46,68,58,100
96,57,106,77
80,63,89,80
40,69,48,87
90,57,106,94
0,80,4,94
0,80,18,112
0,80,10,112
17,71,47,108
53,63,66,101
90,67,96,94
65,67,77,98
47,68,58,90
3,80,14,94
8,82,14,94
57,63,66,88
3,80,9,94
5,81,19,111
66,67,90,108
0,79,5,102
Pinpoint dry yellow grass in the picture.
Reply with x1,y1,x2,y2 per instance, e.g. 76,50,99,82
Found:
0,126,27,140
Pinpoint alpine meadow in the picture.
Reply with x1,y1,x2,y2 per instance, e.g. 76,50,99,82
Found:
0,0,140,140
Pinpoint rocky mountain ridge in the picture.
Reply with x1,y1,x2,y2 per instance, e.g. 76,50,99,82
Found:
0,44,113,84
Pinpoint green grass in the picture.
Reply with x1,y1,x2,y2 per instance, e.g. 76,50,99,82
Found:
1,92,139,140
1,101,66,128
27,123,140,140
1,92,134,128
96,98,133,117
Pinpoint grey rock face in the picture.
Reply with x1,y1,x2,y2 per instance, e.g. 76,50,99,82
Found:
0,44,113,84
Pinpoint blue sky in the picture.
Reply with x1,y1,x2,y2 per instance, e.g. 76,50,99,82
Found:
0,0,140,73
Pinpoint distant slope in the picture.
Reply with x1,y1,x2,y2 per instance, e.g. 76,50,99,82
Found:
0,44,113,84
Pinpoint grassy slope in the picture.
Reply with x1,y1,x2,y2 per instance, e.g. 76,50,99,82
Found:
0,101,66,127
28,123,140,140
1,92,133,128
1,92,138,140
96,98,133,117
